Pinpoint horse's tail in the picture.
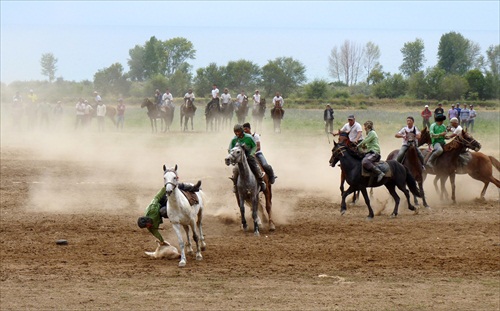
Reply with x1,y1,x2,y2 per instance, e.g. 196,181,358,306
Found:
404,166,421,198
489,156,500,172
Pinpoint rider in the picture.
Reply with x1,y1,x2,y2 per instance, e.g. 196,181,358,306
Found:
228,124,266,193
357,121,385,183
395,116,425,167
447,117,471,169
162,88,174,111
271,92,284,118
425,114,447,169
331,115,363,145
252,90,261,111
236,90,247,109
205,84,220,116
183,89,196,109
243,122,277,184
154,89,162,109
137,181,201,244
221,88,232,108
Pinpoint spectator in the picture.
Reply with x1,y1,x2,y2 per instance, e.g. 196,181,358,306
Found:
323,104,334,133
83,100,93,127
116,98,126,130
96,101,106,132
468,104,477,133
434,103,444,118
455,103,462,123
448,103,458,120
421,104,432,129
75,98,86,129
459,104,470,129
53,101,64,129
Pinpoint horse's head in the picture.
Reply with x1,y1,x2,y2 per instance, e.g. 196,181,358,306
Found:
418,127,431,147
338,132,350,145
329,141,347,167
460,130,481,152
406,132,417,145
141,98,151,108
225,143,245,166
163,164,179,196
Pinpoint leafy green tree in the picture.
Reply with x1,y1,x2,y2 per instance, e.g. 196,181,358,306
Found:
423,66,446,99
366,65,384,85
261,57,306,97
437,32,472,75
40,53,58,83
485,45,500,77
193,63,225,98
371,73,407,98
143,36,166,79
93,63,131,97
145,74,168,98
483,72,500,99
464,69,485,100
304,79,329,99
407,71,427,99
223,59,261,92
399,38,426,77
162,37,196,78
439,74,468,100
127,45,146,81
168,63,193,97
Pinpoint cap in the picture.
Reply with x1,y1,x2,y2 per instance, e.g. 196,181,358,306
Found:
451,104,455,106
450,117,459,123
348,115,355,120
435,114,446,122
424,105,429,108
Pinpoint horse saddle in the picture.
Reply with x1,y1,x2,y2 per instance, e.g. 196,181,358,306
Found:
361,161,392,178
180,190,199,206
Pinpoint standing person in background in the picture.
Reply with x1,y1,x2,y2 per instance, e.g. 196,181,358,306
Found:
26,89,39,130
83,100,93,128
455,103,462,123
448,103,458,120
53,101,64,130
12,91,24,130
421,104,432,129
459,104,470,129
94,91,102,104
96,101,106,132
323,104,334,133
434,103,444,118
468,104,477,133
116,98,126,131
75,98,86,130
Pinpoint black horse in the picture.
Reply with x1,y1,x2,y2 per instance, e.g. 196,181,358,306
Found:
235,97,249,124
205,99,221,131
252,98,266,132
329,141,421,220
141,98,173,133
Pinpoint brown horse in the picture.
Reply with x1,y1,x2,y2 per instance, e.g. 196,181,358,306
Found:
252,99,266,132
270,105,284,133
141,98,172,133
180,98,196,131
236,97,249,124
387,131,430,208
420,128,500,200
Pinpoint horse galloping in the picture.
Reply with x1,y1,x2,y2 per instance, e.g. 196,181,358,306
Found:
163,164,206,267
252,98,266,132
220,101,235,130
236,97,249,124
420,128,497,200
270,105,284,133
205,99,221,132
386,131,430,208
330,141,421,219
180,98,196,131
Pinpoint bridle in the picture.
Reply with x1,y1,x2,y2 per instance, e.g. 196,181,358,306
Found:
164,169,178,190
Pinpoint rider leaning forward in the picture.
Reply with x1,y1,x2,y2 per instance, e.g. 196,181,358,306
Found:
357,121,385,182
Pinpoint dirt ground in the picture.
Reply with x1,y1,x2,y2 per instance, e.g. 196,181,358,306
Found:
1,122,499,311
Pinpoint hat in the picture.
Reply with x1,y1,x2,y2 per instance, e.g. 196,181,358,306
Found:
438,103,442,105
435,114,446,122
470,104,473,107
451,104,455,106
348,115,355,120
424,105,428,108
450,117,459,123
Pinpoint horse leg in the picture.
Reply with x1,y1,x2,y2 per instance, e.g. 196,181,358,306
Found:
182,224,193,255
252,196,260,236
450,173,456,204
440,176,449,201
418,181,430,209
171,223,187,267
190,116,194,131
188,218,202,261
264,188,275,231
197,209,206,251
359,188,375,220
385,183,401,217
340,186,356,215
238,195,248,232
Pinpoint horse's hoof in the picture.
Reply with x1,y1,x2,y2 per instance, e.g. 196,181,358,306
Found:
196,253,203,261
390,213,398,218
201,243,207,251
269,222,276,232
340,210,346,216
365,216,374,221
413,209,420,215
178,260,186,267
254,231,260,237
424,205,431,210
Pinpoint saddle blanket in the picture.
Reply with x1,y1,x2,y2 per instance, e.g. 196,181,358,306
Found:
361,161,392,178
180,190,199,206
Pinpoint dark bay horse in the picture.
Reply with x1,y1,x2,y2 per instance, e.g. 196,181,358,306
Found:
386,132,430,208
180,98,196,131
220,101,235,130
141,98,172,133
420,128,497,200
236,97,249,124
205,99,221,131
270,105,284,133
252,99,266,132
330,141,421,219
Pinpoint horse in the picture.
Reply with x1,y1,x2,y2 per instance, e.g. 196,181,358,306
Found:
419,128,497,201
205,99,221,132
91,103,117,127
220,101,235,130
252,98,266,132
329,140,421,220
180,98,196,131
225,143,269,235
163,164,206,267
141,98,171,133
337,132,362,204
270,105,284,133
386,131,430,209
235,97,249,124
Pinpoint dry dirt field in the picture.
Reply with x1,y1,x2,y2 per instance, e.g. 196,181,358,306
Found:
1,121,499,311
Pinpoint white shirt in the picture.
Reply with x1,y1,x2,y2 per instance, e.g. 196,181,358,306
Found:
184,92,195,101
340,122,363,142
76,102,86,115
397,125,421,146
96,104,106,117
272,96,284,108
252,93,261,108
236,94,246,104
252,133,262,154
221,93,232,104
162,92,173,105
211,88,219,99
451,125,463,136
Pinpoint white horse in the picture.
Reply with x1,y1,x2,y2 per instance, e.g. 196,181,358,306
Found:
225,143,262,236
163,164,206,267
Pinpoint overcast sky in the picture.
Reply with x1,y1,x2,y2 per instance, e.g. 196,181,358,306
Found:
1,1,499,85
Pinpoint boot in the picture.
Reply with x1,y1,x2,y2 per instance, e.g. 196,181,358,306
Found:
425,152,436,169
372,167,385,182
266,165,277,184
258,171,266,192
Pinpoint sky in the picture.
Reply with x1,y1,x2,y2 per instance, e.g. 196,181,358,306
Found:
1,1,499,85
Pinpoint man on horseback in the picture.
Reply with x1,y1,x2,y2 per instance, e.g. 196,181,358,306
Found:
447,117,472,169
271,92,285,119
221,88,232,108
137,181,201,245
154,89,162,109
395,116,425,167
252,90,261,111
243,122,277,184
357,121,385,182
228,124,266,192
162,88,174,112
236,90,247,109
331,115,363,145
425,114,447,169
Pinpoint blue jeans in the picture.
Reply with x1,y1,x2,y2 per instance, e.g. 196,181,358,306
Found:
255,152,268,167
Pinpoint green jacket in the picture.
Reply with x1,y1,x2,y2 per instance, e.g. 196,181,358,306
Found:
229,133,257,156
358,130,381,154
430,123,447,145
145,187,166,242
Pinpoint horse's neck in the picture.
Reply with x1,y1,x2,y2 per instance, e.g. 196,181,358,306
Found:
443,139,465,154
338,152,360,175
168,188,189,212
237,152,253,178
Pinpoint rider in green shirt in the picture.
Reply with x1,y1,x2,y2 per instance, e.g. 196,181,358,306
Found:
137,181,201,244
228,124,266,192
426,114,447,169
357,121,385,182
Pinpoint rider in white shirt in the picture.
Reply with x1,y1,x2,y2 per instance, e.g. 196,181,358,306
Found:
272,92,284,108
220,88,232,107
252,90,261,110
162,89,174,110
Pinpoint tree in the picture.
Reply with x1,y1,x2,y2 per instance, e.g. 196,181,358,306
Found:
485,44,500,77
371,73,407,98
464,69,485,100
142,36,165,80
439,74,468,100
423,66,446,100
261,57,307,97
399,38,426,77
40,53,57,83
162,37,196,78
364,41,381,83
93,63,131,97
437,32,472,75
328,40,364,86
407,71,427,99
304,79,329,99
127,45,146,81
366,64,384,85
193,63,225,97
223,59,261,92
